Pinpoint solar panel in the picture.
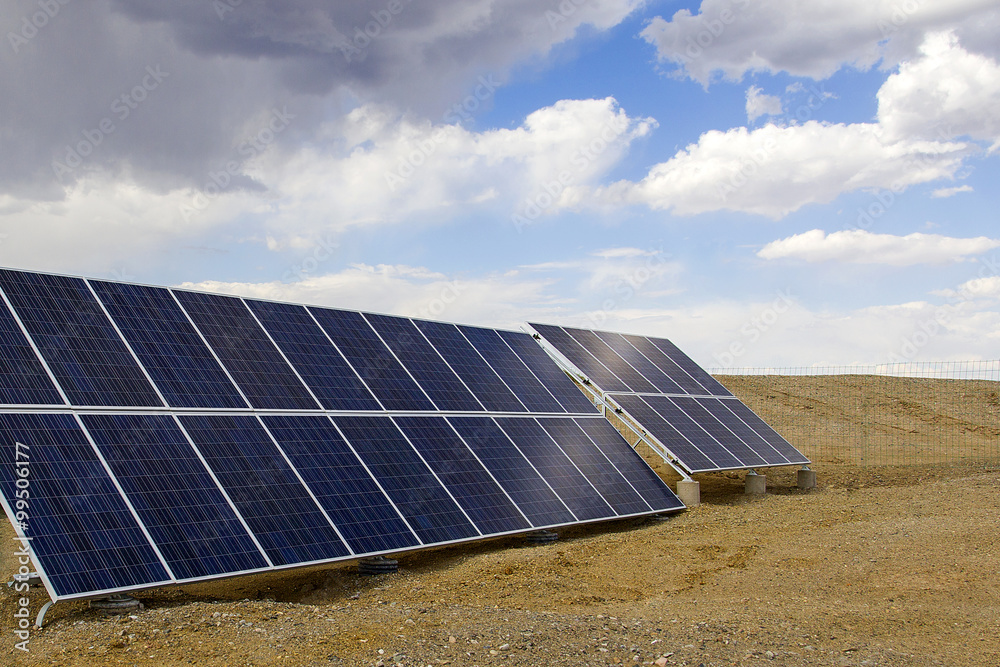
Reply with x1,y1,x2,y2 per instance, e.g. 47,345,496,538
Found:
310,307,435,411
415,320,527,412
0,267,682,605
0,294,64,406
174,291,319,410
365,314,482,412
90,281,247,409
526,323,808,474
82,413,269,579
246,300,381,411
0,270,162,407
0,413,171,597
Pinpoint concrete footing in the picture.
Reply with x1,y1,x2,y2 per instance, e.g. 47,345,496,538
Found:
676,479,700,507
745,471,766,495
797,468,817,490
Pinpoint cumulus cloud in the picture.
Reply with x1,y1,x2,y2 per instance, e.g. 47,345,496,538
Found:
932,275,1000,301
588,122,968,218
745,85,782,122
584,32,993,219
877,31,1000,143
0,97,654,267
639,0,999,84
0,0,643,199
757,229,1000,266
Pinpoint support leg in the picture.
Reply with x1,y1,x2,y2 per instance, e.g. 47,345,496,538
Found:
35,600,54,629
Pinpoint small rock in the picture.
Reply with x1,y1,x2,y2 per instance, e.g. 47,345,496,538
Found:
655,658,668,667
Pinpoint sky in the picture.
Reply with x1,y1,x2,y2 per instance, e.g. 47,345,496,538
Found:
1,0,999,370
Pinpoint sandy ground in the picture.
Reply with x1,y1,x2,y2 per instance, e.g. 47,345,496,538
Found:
2,376,998,666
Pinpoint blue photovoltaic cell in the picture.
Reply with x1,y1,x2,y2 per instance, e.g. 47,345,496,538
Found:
573,418,684,512
173,291,319,411
527,323,628,392
642,395,742,470
0,298,63,405
496,330,598,414
621,334,705,395
609,394,716,472
670,396,767,467
460,325,564,414
0,270,161,407
365,313,482,411
0,413,170,597
310,308,434,411
562,328,659,394
495,418,614,521
246,300,381,411
82,414,268,580
90,281,247,409
592,330,684,394
537,418,650,516
647,336,732,396
449,417,574,527
260,415,419,554
414,320,526,413
179,415,349,566
698,399,789,466
719,400,810,464
395,416,530,535
333,416,479,544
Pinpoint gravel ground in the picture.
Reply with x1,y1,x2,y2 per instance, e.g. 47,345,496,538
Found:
2,376,998,666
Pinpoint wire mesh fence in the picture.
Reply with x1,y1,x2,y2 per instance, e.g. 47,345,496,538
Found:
709,360,1000,467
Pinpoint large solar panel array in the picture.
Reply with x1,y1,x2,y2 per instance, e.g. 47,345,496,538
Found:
0,268,683,603
526,323,809,474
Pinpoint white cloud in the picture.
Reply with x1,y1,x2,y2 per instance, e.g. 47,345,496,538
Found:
757,229,1000,265
588,122,968,218
745,85,782,122
933,275,1000,301
584,33,995,219
932,184,974,198
639,0,999,84
0,98,655,266
242,97,655,241
878,31,1000,143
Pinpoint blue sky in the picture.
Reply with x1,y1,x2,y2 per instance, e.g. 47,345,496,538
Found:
2,0,999,368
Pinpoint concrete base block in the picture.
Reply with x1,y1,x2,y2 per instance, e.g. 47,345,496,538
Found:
797,468,817,490
676,479,700,507
745,472,766,495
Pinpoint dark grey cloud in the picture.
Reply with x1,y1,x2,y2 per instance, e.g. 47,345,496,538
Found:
1,0,638,199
